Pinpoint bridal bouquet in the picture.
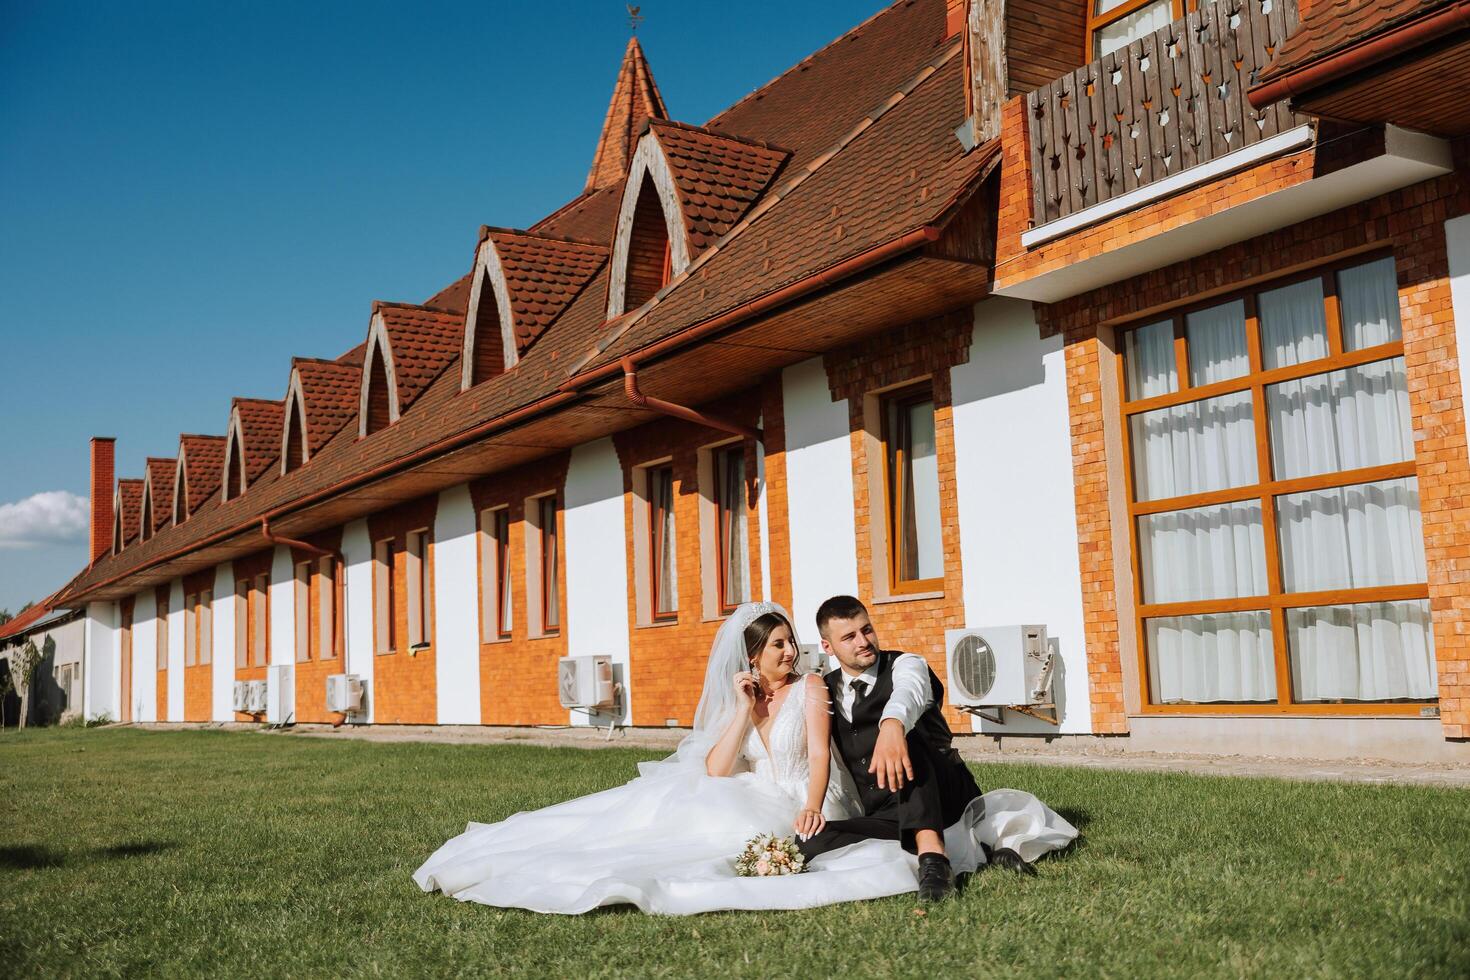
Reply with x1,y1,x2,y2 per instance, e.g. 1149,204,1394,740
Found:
734,833,807,877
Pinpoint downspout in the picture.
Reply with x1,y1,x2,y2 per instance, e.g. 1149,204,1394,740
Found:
1248,1,1470,109
260,517,333,558
621,358,761,441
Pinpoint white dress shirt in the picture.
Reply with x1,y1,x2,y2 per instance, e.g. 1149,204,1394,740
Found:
833,652,934,732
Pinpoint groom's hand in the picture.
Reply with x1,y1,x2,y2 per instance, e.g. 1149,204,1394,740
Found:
870,719,914,791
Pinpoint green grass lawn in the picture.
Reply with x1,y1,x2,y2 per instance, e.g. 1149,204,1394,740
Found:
2,728,1468,979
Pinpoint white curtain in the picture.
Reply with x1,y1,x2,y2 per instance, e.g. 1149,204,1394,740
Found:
1148,612,1276,703
1276,477,1427,594
1339,257,1402,350
1124,319,1177,400
1138,500,1268,605
1288,600,1436,701
905,401,943,581
1095,0,1174,57
1267,358,1413,479
1131,390,1257,500
1186,300,1248,386
1258,278,1328,370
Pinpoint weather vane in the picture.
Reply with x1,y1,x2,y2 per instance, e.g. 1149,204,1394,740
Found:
627,4,643,33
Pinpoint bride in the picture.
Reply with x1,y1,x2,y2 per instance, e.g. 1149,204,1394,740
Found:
413,601,1074,915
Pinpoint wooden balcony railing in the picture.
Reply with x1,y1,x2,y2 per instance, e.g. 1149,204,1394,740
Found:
1026,0,1306,231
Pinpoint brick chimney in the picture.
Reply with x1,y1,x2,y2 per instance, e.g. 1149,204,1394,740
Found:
90,437,115,564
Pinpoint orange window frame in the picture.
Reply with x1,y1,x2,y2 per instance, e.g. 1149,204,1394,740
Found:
713,447,745,616
648,466,677,622
492,510,512,640
880,383,944,596
1116,249,1432,717
1086,0,1188,60
540,496,560,633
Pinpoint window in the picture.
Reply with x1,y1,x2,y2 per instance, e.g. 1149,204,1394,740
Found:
251,573,269,667
1119,254,1434,711
141,492,154,543
1088,0,1185,59
407,529,433,648
649,466,678,621
364,345,392,436
234,580,249,668
174,477,187,524
157,593,169,672
317,557,340,660
374,538,396,654
225,434,245,500
294,561,311,662
714,447,749,614
540,497,560,633
184,593,197,667
284,403,305,473
198,590,212,666
479,508,512,640
882,384,944,593
625,174,672,309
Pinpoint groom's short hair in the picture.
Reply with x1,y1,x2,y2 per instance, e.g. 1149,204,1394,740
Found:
815,595,867,636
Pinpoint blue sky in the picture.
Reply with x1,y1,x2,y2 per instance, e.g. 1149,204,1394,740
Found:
0,0,888,614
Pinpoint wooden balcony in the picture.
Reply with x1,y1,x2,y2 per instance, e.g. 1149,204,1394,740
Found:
1025,0,1305,235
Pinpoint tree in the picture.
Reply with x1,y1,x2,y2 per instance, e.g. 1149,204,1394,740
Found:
9,640,42,730
0,609,10,627
0,665,12,730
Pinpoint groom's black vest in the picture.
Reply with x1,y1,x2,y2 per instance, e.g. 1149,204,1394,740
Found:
824,650,957,806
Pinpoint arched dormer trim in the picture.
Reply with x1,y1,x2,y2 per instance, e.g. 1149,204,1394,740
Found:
359,314,400,438
139,475,155,543
222,408,248,502
606,132,690,320
281,369,309,474
172,456,188,525
461,239,515,385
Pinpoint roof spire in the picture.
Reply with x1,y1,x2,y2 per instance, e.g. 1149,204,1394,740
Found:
584,35,668,194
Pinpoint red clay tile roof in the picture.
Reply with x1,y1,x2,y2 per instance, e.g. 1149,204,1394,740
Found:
115,478,143,547
372,302,464,413
292,358,363,456
481,228,608,352
586,36,668,193
1258,0,1456,83
0,596,56,642
60,0,996,605
178,434,227,515
234,398,286,485
144,458,176,534
647,120,791,254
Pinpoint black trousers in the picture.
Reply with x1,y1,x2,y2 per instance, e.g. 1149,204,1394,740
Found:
797,728,981,860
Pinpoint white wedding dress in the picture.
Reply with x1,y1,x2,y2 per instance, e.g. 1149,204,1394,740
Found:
413,671,1078,915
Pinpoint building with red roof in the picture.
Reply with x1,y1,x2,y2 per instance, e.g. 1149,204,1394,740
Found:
45,0,1470,760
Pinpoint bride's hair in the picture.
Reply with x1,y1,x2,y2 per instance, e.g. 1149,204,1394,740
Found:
743,611,796,669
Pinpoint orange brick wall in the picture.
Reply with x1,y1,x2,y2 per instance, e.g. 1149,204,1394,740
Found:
1035,155,1470,737
824,308,975,730
182,569,213,722
292,528,345,724
612,390,769,727
367,495,440,724
233,549,272,722
470,455,571,725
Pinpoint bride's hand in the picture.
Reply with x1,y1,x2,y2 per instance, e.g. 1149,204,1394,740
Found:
734,670,758,707
794,808,825,840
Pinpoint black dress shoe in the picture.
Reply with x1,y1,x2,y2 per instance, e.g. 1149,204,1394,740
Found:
917,853,955,902
988,846,1038,876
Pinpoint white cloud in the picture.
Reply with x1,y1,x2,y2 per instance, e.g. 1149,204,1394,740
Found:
0,491,90,548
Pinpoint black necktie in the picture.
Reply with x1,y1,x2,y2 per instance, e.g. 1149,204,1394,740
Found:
850,679,869,706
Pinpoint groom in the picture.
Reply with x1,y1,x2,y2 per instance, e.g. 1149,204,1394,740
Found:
797,595,1021,901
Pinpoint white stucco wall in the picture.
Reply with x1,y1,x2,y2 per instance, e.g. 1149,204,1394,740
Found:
950,298,1092,733
133,588,158,723
564,437,633,726
782,357,860,641
342,518,374,723
267,545,294,723
83,601,117,722
211,562,235,721
167,579,184,721
1446,215,1470,452
433,484,482,724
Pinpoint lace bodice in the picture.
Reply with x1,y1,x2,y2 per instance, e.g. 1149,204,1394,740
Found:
741,677,812,788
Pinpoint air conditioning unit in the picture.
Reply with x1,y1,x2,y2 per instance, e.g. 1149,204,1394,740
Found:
267,664,294,723
232,681,250,712
557,655,616,709
246,680,268,713
326,674,364,713
945,625,1053,707
796,643,829,676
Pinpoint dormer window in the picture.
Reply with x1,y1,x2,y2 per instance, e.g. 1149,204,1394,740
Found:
625,173,672,310
363,341,392,436
222,399,281,501
1089,0,1181,59
466,264,507,386
280,358,361,473
173,471,188,525
223,422,246,501
284,396,306,473
140,491,153,542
